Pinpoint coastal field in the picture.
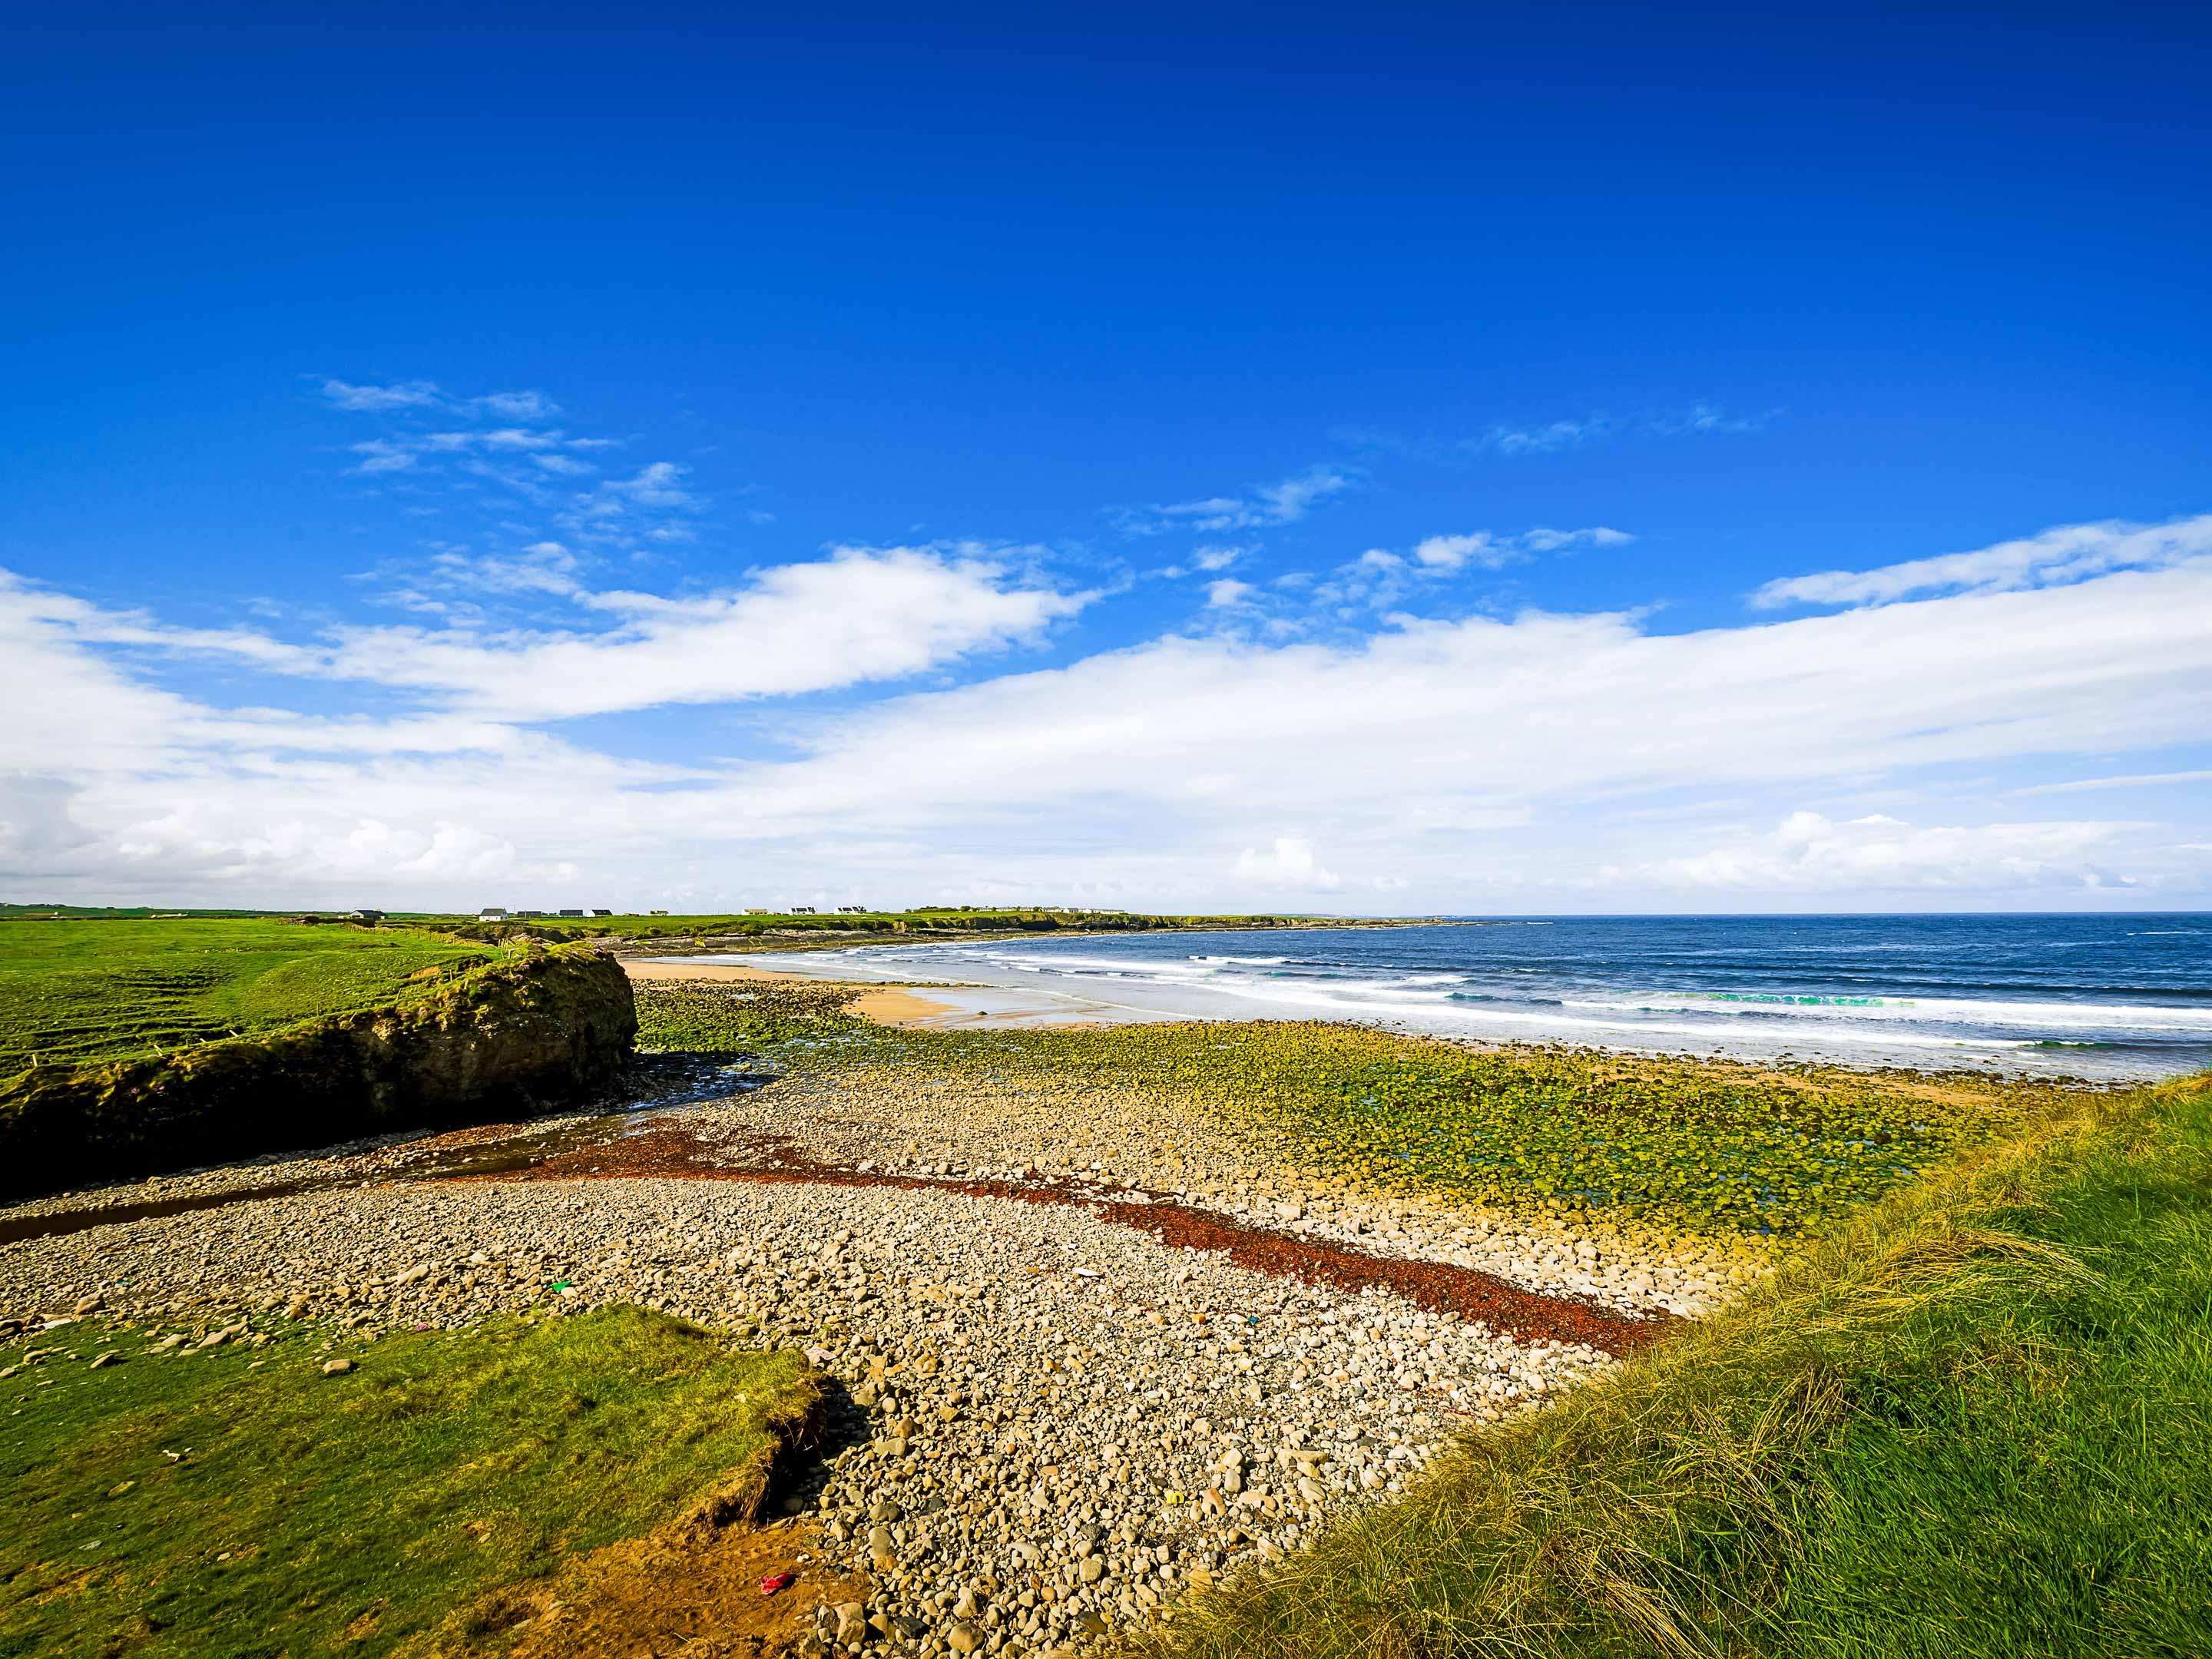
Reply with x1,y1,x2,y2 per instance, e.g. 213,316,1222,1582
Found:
0,917,495,1076
2,947,2200,1657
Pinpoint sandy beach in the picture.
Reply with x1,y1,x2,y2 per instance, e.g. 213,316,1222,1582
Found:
622,956,1141,1032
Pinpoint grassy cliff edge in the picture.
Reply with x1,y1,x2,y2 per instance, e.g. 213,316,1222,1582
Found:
0,945,637,1200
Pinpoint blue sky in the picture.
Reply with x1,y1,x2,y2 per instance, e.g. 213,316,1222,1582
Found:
2,2,2208,911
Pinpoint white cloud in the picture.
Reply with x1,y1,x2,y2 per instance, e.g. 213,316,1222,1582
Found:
4,518,2210,910
323,545,1087,720
1640,811,2134,892
1233,836,1339,890
1204,578,1256,607
1750,513,2212,610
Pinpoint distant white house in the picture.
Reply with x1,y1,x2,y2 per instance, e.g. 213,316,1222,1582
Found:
836,904,868,914
744,907,770,916
476,907,508,922
791,905,816,914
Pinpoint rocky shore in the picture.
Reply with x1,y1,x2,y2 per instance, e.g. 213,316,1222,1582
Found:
2,1035,1767,1656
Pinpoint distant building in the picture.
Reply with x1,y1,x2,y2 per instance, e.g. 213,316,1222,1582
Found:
836,904,867,913
591,908,613,916
349,909,385,922
558,908,584,917
648,909,669,916
476,907,508,922
744,907,769,916
515,909,543,918
791,905,816,914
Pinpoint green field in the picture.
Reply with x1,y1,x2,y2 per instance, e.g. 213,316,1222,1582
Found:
630,977,2063,1237
1151,1071,2212,1659
0,1307,817,1659
0,919,496,1077
434,906,1307,945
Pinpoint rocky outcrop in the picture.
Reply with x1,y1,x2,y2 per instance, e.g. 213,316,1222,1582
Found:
0,945,636,1200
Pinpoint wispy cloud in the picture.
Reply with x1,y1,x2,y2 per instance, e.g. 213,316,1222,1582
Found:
1409,525,1633,570
1343,404,1770,463
320,379,562,419
1472,416,1612,455
1648,402,1767,437
1308,525,1633,610
322,377,731,592
1749,513,2212,610
2013,768,2212,796
321,379,445,412
1122,465,1357,535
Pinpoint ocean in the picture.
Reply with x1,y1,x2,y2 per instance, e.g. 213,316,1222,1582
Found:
732,914,2212,1080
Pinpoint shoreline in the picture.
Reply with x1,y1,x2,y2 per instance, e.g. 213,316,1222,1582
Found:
621,913,2208,1083
620,957,1137,1031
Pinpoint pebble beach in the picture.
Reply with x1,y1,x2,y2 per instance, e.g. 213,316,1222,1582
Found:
0,975,1773,1658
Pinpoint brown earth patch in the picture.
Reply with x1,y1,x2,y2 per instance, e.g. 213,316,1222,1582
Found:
426,1516,866,1659
447,1125,1673,1356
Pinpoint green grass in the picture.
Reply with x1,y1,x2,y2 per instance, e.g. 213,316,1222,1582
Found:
0,1307,818,1659
631,978,2056,1235
438,906,1306,945
0,919,496,1076
1146,1071,2212,1659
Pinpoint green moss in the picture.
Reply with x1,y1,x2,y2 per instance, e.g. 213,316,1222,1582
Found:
0,1307,819,1659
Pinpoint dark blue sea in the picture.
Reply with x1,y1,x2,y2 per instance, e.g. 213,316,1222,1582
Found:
750,915,2212,1080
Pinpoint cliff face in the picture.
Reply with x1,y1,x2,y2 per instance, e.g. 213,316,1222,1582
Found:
0,945,637,1200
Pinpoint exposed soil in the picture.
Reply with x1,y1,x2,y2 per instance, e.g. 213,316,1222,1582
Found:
428,1516,868,1659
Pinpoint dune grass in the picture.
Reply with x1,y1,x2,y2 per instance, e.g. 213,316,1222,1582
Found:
0,1306,817,1659
0,919,496,1076
1144,1070,2212,1659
